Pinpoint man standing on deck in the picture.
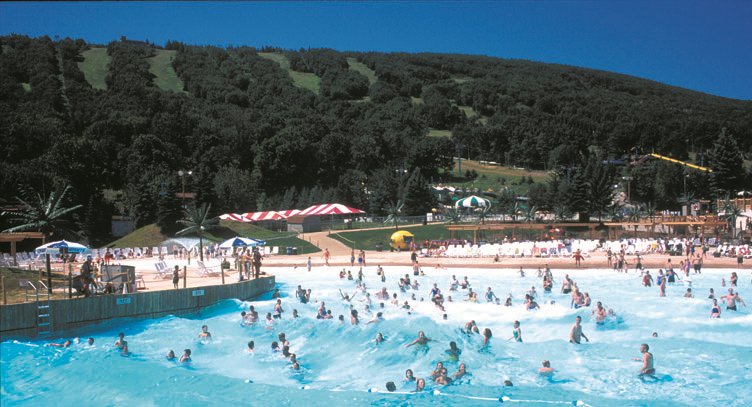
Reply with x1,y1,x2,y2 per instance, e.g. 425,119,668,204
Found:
253,248,262,278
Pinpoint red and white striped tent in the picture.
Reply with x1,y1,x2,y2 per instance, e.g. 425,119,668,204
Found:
277,209,301,218
297,203,365,216
219,213,251,222
243,211,287,221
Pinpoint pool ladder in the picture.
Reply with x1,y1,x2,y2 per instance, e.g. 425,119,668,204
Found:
24,281,53,337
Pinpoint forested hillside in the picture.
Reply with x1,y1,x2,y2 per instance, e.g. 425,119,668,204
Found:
1,35,750,245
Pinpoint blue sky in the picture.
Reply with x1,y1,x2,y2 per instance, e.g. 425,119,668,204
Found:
2,1,750,100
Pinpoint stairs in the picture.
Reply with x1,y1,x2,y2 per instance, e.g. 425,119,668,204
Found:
25,281,53,337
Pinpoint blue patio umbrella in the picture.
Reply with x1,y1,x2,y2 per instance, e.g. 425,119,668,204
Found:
35,240,89,254
218,237,265,250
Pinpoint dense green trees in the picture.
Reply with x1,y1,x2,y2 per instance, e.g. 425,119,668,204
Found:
1,34,750,243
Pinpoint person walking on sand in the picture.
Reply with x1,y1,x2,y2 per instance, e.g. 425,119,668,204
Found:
573,249,584,267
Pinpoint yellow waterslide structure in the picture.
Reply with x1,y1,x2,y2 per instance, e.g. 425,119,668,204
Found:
649,153,712,172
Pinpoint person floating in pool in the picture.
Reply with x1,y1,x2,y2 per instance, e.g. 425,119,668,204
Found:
720,288,745,311
482,328,493,347
120,345,131,357
684,288,694,298
633,343,655,377
273,299,284,319
198,325,211,339
374,332,386,344
405,331,435,348
569,316,589,344
508,321,522,342
429,362,444,380
166,350,176,360
404,369,416,382
485,287,497,303
179,349,191,362
710,299,721,318
538,360,555,376
46,340,72,348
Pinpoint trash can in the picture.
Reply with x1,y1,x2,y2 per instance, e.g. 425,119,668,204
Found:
375,242,383,252
286,247,292,255
292,247,298,255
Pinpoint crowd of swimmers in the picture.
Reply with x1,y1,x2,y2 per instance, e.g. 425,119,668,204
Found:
42,248,748,391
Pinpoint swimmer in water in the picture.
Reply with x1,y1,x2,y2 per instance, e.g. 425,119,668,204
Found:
405,331,435,348
482,328,493,347
569,316,589,344
508,321,522,342
592,301,606,323
435,368,452,385
246,341,255,353
166,350,176,360
198,325,211,339
46,340,72,348
375,333,386,344
710,298,721,318
366,312,384,325
120,345,131,357
115,333,127,349
413,378,426,392
429,361,444,380
445,341,461,361
404,369,416,381
452,363,469,380
633,343,655,376
538,360,555,376
464,320,479,334
179,349,191,362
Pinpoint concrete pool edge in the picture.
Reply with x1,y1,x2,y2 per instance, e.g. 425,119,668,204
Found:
0,275,275,341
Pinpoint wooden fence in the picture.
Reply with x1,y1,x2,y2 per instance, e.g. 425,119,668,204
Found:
0,276,275,340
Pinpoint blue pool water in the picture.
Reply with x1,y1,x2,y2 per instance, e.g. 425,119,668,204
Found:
2,266,750,406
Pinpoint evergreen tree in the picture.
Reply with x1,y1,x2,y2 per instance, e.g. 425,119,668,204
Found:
709,128,744,197
402,168,435,216
280,186,297,210
156,180,183,237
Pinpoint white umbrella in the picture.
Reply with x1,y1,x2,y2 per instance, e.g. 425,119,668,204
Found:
218,237,265,250
35,240,89,254
455,195,491,208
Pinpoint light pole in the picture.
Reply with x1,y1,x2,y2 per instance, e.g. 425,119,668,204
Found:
178,170,192,209
684,174,690,216
622,176,634,204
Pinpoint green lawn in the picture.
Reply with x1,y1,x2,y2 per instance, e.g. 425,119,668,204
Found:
346,57,378,84
259,52,321,95
328,224,480,251
438,158,550,196
428,129,452,138
147,49,185,92
78,48,111,90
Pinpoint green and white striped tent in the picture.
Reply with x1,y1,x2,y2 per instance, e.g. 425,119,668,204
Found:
455,195,491,208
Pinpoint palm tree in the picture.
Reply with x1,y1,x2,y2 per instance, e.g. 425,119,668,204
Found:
522,204,539,240
445,207,462,225
505,201,522,223
383,200,404,230
2,185,83,293
477,205,492,224
176,203,220,262
625,204,643,239
553,204,572,222
2,185,83,243
607,202,624,223
721,195,746,240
